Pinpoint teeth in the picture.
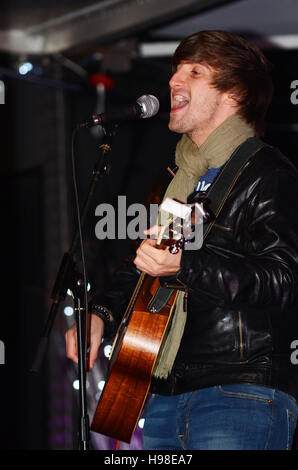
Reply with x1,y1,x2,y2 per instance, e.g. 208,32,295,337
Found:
174,95,188,102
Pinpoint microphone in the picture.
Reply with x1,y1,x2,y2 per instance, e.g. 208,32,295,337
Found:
79,94,160,128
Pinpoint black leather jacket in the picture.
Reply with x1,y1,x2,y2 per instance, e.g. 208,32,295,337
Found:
92,142,298,401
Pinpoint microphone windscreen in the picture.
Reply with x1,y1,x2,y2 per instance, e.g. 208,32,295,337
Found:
137,94,160,118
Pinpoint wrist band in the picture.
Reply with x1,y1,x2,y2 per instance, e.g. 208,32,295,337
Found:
91,304,112,324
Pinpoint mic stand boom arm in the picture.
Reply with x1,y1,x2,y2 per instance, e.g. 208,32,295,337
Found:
31,127,114,450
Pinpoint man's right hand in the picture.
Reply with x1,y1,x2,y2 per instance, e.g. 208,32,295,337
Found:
65,314,104,369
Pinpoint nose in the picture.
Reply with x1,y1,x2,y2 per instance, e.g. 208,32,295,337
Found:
169,68,185,89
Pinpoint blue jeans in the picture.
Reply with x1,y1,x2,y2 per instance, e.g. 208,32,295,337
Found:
142,384,298,450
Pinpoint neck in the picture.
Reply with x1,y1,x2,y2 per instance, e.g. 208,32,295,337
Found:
187,111,240,148
175,114,255,181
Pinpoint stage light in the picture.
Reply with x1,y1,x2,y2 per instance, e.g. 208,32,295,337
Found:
64,306,74,317
73,379,90,390
103,344,112,358
138,418,145,429
73,379,80,390
66,284,90,296
97,380,105,391
19,62,33,75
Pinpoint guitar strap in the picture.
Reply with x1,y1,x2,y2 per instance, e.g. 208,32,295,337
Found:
202,136,268,237
148,137,268,313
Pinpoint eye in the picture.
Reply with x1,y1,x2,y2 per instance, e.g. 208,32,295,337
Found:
191,69,200,77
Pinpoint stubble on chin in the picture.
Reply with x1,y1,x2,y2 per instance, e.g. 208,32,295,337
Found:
169,117,202,146
168,115,185,134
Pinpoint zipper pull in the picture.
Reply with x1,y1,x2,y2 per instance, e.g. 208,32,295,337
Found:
183,288,189,312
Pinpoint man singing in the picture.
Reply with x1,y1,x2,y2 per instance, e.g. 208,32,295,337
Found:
66,30,298,450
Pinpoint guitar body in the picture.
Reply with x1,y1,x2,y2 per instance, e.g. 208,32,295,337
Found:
91,275,177,443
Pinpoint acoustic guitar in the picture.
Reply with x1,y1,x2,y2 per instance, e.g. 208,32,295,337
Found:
91,198,206,443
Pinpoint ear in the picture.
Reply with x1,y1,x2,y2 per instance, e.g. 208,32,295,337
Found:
223,92,239,109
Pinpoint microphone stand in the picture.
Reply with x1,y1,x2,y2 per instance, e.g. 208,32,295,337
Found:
31,125,115,450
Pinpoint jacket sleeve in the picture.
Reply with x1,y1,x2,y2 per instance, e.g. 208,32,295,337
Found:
172,168,298,311
89,256,141,339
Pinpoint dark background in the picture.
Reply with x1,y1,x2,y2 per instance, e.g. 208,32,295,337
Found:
0,0,297,450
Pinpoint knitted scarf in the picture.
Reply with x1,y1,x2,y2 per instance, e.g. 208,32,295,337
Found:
153,113,254,379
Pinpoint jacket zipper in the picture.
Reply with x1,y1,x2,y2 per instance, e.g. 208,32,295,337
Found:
238,311,244,359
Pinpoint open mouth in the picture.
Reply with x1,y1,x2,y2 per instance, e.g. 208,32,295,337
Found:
171,94,189,112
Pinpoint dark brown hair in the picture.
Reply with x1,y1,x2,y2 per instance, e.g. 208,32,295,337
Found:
173,30,274,137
